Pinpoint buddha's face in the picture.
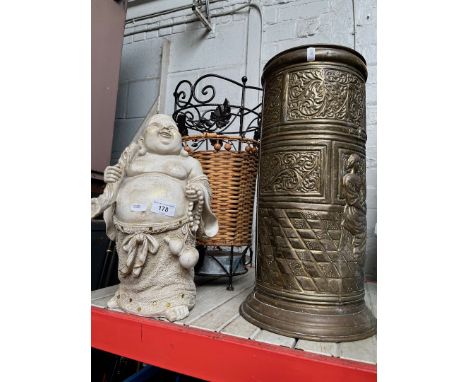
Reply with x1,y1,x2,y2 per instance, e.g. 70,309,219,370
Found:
143,118,182,155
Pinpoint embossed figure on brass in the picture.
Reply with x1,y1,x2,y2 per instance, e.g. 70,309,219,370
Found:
240,45,376,342
340,153,367,259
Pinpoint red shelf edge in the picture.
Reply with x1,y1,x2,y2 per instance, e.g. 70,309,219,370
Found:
92,306,377,382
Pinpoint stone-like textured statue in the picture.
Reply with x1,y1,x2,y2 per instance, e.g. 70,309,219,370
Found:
91,114,218,321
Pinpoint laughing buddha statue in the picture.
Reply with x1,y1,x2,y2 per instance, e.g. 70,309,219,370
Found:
91,114,218,322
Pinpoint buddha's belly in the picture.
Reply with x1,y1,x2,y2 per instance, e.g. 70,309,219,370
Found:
115,174,188,224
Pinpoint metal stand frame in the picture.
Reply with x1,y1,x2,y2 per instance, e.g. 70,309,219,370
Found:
173,74,262,290
198,246,252,290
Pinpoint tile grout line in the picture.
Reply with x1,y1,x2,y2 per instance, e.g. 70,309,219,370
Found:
184,284,254,325
215,312,240,333
249,327,262,340
91,292,116,302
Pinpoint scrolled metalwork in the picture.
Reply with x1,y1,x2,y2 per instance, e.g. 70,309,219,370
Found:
173,74,263,148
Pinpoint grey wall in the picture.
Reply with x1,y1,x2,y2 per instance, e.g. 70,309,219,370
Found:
112,0,377,279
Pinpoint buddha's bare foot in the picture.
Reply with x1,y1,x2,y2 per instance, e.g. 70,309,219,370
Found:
107,295,119,309
165,305,189,322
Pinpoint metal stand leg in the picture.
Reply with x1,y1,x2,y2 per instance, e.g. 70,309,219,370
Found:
104,244,118,287
227,246,234,291
98,240,114,289
197,246,250,291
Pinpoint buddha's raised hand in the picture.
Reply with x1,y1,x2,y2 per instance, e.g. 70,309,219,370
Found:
104,165,122,183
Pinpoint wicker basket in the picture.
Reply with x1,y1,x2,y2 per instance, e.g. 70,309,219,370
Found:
182,134,259,247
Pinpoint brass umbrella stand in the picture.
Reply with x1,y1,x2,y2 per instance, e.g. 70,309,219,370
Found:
240,45,376,342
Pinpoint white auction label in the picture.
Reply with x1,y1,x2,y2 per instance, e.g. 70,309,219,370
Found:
130,203,147,212
307,47,316,61
151,199,176,217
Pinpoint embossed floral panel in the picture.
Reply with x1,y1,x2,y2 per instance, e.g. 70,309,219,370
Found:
260,150,323,196
262,74,282,128
287,67,365,129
